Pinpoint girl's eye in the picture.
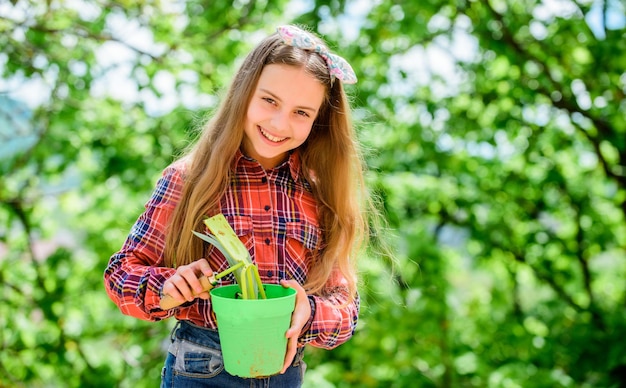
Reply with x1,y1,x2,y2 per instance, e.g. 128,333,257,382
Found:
296,110,310,118
263,97,276,105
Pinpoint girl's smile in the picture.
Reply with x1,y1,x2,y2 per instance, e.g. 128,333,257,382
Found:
258,126,287,143
242,63,325,170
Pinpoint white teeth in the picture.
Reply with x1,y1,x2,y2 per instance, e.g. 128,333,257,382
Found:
259,127,286,142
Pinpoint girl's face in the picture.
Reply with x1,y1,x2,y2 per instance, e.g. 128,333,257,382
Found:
242,64,325,170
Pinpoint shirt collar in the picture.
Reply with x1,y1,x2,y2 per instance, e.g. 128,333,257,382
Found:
233,149,302,182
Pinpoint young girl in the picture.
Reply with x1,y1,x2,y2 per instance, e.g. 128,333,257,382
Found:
104,25,368,387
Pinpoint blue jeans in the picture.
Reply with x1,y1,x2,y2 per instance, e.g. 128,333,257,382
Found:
160,321,306,388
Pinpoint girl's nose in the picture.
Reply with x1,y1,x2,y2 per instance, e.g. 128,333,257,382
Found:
270,110,289,131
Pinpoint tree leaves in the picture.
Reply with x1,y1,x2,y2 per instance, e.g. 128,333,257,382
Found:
1,0,625,386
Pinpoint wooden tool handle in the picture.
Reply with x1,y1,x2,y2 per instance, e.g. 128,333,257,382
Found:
159,275,215,310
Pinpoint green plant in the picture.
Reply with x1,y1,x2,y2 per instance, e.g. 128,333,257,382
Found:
193,214,266,300
160,214,266,309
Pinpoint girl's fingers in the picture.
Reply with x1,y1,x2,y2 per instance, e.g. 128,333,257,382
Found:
196,258,214,277
281,336,298,373
280,279,311,334
179,266,204,295
279,278,311,374
173,274,196,301
162,281,185,302
162,259,215,303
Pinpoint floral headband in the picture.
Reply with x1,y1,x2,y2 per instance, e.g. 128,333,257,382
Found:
276,25,358,85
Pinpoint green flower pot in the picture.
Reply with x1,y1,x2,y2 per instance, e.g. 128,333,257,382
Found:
211,284,297,377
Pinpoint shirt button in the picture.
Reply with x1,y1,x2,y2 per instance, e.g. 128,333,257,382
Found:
267,270,274,278
261,177,267,183
265,238,270,245
264,205,270,211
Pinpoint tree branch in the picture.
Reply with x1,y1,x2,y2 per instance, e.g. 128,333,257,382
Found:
481,2,626,190
0,15,168,61
576,216,593,295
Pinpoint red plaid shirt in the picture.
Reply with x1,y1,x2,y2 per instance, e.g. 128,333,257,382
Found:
104,150,359,349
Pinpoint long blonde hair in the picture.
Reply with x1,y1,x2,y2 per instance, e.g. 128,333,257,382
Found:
164,28,368,298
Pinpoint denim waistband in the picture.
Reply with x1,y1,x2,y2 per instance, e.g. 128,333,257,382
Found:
172,320,221,348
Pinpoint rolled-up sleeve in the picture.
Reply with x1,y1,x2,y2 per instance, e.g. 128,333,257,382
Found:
300,274,360,350
103,165,183,321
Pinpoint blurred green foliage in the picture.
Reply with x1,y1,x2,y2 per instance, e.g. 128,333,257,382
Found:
1,0,625,387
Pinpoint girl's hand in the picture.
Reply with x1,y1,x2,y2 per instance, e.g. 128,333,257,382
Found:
280,279,311,374
161,259,213,305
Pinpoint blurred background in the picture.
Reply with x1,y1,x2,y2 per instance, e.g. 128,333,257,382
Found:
1,0,625,387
